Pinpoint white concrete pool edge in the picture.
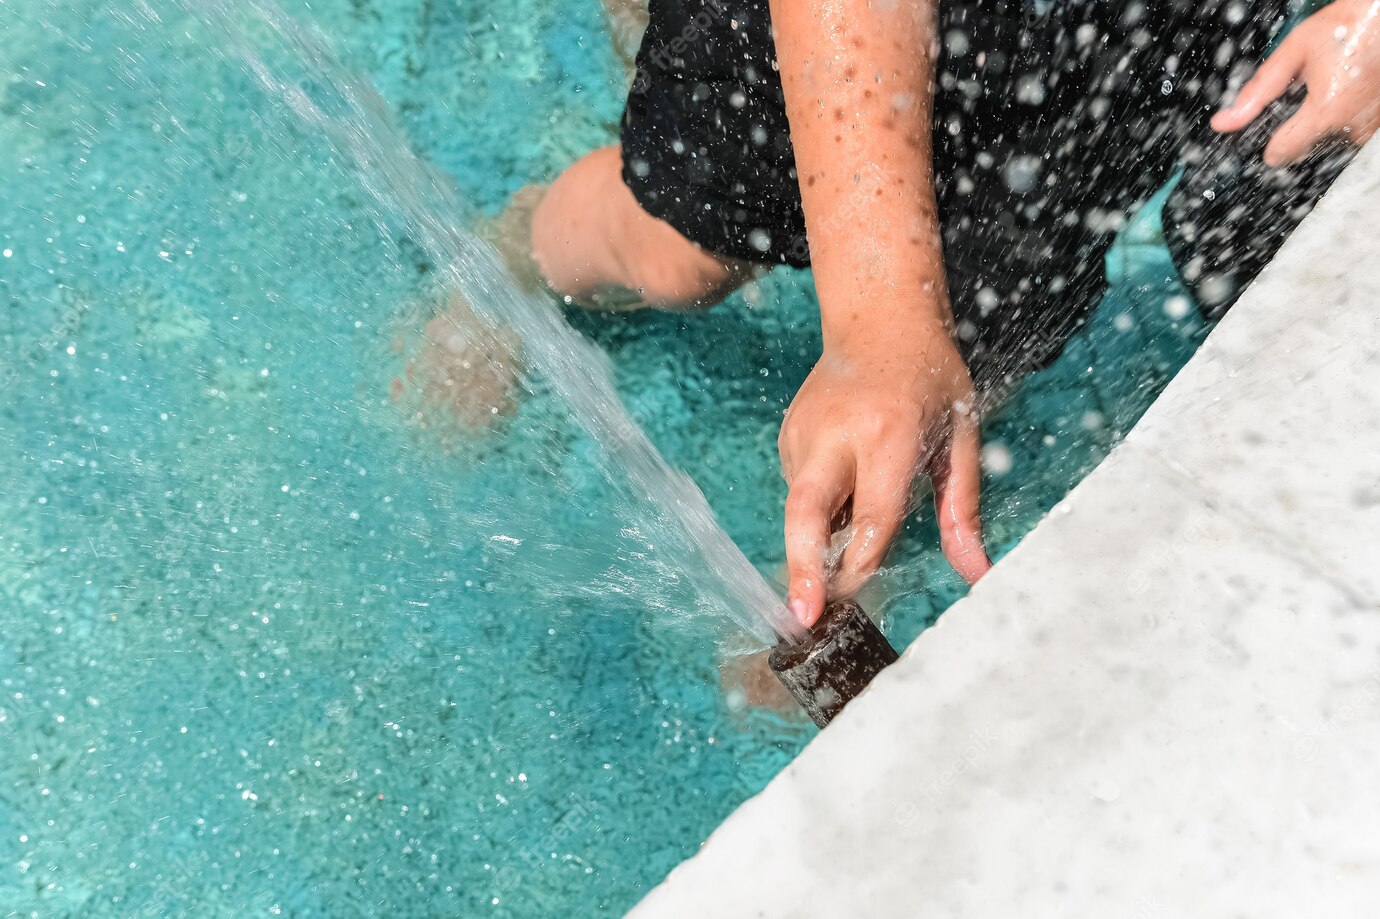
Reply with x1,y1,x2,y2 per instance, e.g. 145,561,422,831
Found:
631,141,1380,917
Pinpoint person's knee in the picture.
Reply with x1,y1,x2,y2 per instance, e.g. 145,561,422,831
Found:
528,147,625,299
531,146,749,310
620,251,746,310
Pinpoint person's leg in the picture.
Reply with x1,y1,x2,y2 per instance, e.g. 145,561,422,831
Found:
932,0,1189,393
601,0,649,78
1135,0,1358,319
1165,94,1355,319
529,146,755,311
933,0,1329,393
400,147,753,430
405,0,794,428
395,292,523,430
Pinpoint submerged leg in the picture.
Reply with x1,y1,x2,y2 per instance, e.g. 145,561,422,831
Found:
530,145,755,311
392,290,524,432
1165,89,1356,319
394,143,752,429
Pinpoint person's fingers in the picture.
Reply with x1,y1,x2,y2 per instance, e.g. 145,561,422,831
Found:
1211,34,1304,134
834,460,913,598
932,413,992,584
1263,103,1326,166
784,451,853,628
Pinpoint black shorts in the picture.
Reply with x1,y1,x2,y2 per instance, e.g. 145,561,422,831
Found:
620,0,1352,388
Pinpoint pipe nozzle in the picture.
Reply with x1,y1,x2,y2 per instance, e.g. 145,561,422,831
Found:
768,599,899,728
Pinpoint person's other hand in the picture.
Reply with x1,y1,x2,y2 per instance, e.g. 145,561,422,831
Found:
779,325,992,628
1212,0,1380,165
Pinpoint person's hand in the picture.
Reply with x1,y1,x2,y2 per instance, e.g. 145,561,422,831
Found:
779,324,992,628
1212,0,1380,165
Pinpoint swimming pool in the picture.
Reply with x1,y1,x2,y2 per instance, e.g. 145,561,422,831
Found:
0,1,1205,914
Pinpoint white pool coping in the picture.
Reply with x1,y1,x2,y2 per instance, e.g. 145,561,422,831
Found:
632,141,1380,917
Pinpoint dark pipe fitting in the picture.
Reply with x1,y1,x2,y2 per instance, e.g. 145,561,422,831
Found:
768,599,899,728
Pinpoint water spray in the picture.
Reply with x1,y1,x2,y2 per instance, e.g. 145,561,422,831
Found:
769,599,899,728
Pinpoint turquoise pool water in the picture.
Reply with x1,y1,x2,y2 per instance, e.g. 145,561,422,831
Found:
1,1,1206,915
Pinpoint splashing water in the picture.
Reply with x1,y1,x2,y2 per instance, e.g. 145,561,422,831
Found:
173,0,805,645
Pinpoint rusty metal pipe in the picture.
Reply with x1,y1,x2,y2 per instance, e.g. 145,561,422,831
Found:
768,599,899,727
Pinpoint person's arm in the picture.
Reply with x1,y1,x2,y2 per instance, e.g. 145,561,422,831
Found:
1212,0,1380,162
770,0,991,627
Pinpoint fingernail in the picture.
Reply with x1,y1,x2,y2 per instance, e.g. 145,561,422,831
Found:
789,598,809,625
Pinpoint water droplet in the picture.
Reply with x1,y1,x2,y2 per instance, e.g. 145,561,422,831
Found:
1163,295,1191,319
982,443,1014,476
1003,153,1042,194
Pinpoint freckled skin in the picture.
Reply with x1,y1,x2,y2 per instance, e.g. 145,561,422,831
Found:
769,1,992,625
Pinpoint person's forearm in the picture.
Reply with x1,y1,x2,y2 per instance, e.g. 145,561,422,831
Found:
770,0,949,355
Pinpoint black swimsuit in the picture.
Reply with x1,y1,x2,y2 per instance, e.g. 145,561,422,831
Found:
619,0,1352,389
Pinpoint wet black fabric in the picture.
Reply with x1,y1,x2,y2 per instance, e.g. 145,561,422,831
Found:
620,0,805,266
619,0,1355,389
1163,87,1353,321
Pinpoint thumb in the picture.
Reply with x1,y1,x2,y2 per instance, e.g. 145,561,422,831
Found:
1211,35,1304,134
932,413,992,584
784,452,853,628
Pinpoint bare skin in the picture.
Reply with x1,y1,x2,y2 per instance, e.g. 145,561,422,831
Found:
601,0,649,75
530,145,753,311
391,291,522,432
768,0,991,628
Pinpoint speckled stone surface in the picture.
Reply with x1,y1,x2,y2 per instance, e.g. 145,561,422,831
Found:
632,143,1380,917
